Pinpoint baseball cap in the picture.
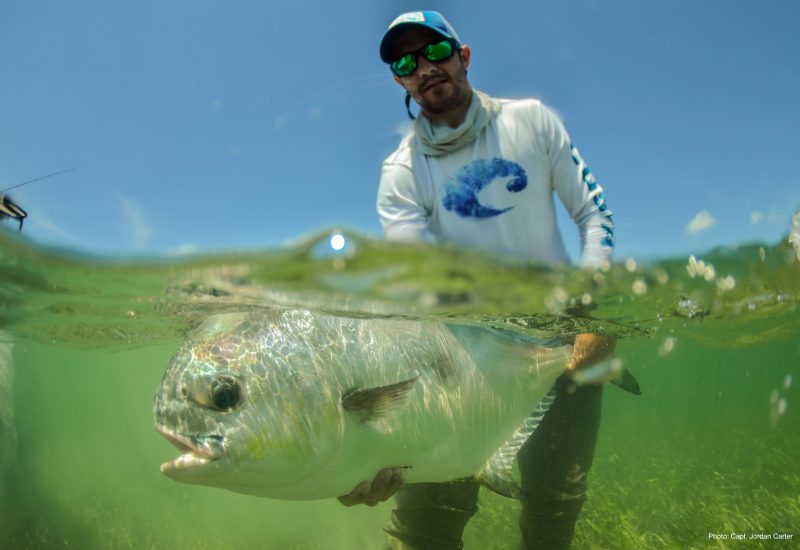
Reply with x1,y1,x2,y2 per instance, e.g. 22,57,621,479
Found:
379,11,461,63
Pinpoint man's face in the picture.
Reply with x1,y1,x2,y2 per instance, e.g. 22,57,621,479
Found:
388,27,471,117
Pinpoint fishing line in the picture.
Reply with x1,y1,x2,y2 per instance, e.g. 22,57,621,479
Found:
0,168,73,194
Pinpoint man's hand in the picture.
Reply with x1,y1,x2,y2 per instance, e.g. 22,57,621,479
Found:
337,467,405,507
567,333,616,376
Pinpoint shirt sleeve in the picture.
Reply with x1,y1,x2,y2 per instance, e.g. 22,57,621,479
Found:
376,161,429,242
542,105,615,268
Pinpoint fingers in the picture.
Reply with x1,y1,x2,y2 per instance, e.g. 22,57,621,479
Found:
337,480,372,507
336,467,406,507
571,333,616,372
367,466,405,506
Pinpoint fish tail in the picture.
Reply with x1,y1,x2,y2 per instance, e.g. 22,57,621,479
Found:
611,368,641,395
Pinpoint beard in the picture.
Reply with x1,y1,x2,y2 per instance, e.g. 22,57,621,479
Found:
414,69,471,116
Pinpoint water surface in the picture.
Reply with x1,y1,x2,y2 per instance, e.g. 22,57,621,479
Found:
1,229,797,548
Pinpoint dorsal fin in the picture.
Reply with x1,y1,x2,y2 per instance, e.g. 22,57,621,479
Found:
341,377,418,423
476,385,558,499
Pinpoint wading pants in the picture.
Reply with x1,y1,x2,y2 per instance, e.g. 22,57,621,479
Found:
383,374,604,550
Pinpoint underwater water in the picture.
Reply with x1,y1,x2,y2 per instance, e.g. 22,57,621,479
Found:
0,228,798,549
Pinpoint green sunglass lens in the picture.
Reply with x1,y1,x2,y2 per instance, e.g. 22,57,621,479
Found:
392,55,417,77
424,41,453,62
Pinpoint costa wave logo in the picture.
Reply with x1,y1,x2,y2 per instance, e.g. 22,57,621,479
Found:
442,158,527,219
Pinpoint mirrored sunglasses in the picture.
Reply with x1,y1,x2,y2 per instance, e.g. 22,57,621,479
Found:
390,39,457,77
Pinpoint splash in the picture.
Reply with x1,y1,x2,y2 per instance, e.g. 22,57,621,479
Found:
686,255,716,281
789,209,800,260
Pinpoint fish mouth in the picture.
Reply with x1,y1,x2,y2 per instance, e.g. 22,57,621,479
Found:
156,425,226,474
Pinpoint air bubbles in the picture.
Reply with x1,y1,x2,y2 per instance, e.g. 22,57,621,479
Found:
625,259,637,272
418,291,438,308
676,296,706,319
632,279,648,296
759,247,767,262
580,293,593,306
658,336,677,357
686,255,716,281
544,287,569,313
771,395,788,427
570,357,623,386
687,255,732,288
770,375,792,428
789,210,800,260
716,275,736,293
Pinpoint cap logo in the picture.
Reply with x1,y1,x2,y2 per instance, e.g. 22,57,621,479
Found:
391,12,425,26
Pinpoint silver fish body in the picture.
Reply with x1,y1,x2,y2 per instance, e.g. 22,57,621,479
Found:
153,309,571,500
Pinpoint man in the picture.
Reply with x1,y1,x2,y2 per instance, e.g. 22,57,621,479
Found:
339,11,616,549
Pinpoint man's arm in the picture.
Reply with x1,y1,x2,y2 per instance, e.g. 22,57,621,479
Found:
376,162,429,242
541,105,617,372
568,333,616,374
542,105,615,269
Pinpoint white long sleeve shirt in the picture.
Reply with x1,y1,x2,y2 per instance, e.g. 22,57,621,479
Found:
377,98,614,267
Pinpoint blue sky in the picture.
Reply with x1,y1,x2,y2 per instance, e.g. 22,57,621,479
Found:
1,0,798,261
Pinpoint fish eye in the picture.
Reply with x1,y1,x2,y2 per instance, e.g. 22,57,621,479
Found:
210,375,242,411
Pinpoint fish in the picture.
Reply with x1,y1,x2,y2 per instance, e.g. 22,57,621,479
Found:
153,308,577,501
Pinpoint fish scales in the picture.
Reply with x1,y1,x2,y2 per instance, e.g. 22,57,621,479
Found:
154,308,571,500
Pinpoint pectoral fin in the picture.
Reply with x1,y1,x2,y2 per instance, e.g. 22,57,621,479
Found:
342,377,418,423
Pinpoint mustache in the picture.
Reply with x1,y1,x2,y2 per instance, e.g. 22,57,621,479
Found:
420,73,449,91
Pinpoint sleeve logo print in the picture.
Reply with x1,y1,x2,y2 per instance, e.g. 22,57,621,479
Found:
442,158,528,219
571,143,615,249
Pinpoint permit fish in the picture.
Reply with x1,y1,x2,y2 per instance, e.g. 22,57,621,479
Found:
153,308,579,500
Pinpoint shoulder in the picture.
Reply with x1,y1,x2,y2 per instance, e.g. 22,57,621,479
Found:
499,98,561,127
497,96,543,110
382,131,415,168
490,97,565,142
491,97,562,131
379,135,416,195
495,97,546,118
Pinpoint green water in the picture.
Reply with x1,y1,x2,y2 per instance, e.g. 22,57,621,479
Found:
1,229,798,549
